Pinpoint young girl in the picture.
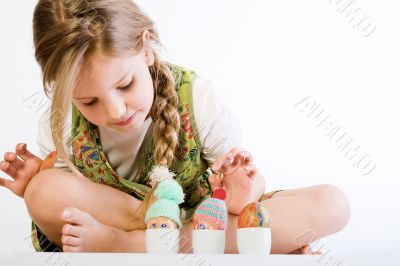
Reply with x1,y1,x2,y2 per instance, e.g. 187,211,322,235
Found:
0,0,350,254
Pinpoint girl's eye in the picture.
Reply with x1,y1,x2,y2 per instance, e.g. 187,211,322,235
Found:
200,224,206,230
152,223,157,228
161,223,167,228
83,99,97,106
118,80,133,90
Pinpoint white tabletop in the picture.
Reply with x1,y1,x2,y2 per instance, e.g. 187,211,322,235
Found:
1,252,399,266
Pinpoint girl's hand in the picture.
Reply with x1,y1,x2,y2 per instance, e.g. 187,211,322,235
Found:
210,148,257,182
0,143,57,198
209,148,259,215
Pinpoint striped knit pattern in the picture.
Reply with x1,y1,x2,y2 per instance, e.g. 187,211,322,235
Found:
192,198,227,230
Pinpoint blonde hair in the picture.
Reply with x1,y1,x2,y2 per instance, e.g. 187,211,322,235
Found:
33,0,180,177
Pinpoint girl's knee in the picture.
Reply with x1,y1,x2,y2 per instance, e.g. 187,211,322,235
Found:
313,184,351,232
24,168,83,218
24,168,83,248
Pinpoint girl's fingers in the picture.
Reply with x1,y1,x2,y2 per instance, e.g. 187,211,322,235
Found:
4,152,17,162
207,173,222,191
211,148,255,175
0,177,13,189
9,158,25,171
41,151,58,170
244,164,258,179
4,152,25,170
210,161,222,174
223,150,251,172
211,153,231,173
221,153,234,167
225,148,253,168
15,143,37,162
230,153,241,168
238,151,253,165
0,161,18,179
219,153,240,175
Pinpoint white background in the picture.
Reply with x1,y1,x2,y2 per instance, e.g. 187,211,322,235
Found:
0,0,399,258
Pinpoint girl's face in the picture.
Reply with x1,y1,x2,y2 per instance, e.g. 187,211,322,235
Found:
72,49,155,133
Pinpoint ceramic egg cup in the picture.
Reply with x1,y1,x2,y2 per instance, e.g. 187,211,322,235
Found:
146,228,180,254
192,229,225,254
237,227,271,254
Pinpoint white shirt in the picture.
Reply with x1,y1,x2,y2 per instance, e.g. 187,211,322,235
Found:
36,77,242,181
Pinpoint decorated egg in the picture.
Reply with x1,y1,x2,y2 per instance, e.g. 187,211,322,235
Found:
192,191,228,230
237,202,270,228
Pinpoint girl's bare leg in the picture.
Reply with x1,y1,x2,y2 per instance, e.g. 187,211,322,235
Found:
24,168,143,248
258,184,351,254
168,184,350,254
25,168,350,253
115,184,350,254
195,184,349,254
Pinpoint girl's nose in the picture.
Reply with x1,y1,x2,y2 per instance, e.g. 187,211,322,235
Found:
105,95,126,120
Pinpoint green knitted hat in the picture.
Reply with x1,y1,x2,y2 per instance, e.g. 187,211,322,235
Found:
145,179,185,228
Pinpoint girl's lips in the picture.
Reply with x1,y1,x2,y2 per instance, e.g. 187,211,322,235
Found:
114,112,137,126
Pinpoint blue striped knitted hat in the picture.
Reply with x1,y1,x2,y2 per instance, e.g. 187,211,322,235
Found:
192,197,227,230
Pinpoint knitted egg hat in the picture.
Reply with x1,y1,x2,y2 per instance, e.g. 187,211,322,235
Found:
192,188,228,230
144,166,185,228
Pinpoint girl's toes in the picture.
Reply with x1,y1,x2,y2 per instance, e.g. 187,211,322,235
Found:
62,207,94,226
62,223,83,238
63,245,81,253
61,234,81,247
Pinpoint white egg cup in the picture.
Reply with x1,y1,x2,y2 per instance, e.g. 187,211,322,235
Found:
145,228,180,254
237,227,271,254
192,229,225,254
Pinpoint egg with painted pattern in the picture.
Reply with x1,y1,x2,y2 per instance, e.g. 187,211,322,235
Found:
237,202,270,228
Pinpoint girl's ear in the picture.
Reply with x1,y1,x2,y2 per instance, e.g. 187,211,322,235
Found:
144,48,155,67
142,30,155,67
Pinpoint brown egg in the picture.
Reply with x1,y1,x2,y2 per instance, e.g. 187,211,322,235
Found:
237,202,270,228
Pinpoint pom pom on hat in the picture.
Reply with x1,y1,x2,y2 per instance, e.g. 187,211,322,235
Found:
212,188,226,201
148,165,176,187
155,179,185,205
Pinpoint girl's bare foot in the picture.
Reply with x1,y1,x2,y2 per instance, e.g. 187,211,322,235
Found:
61,207,121,252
